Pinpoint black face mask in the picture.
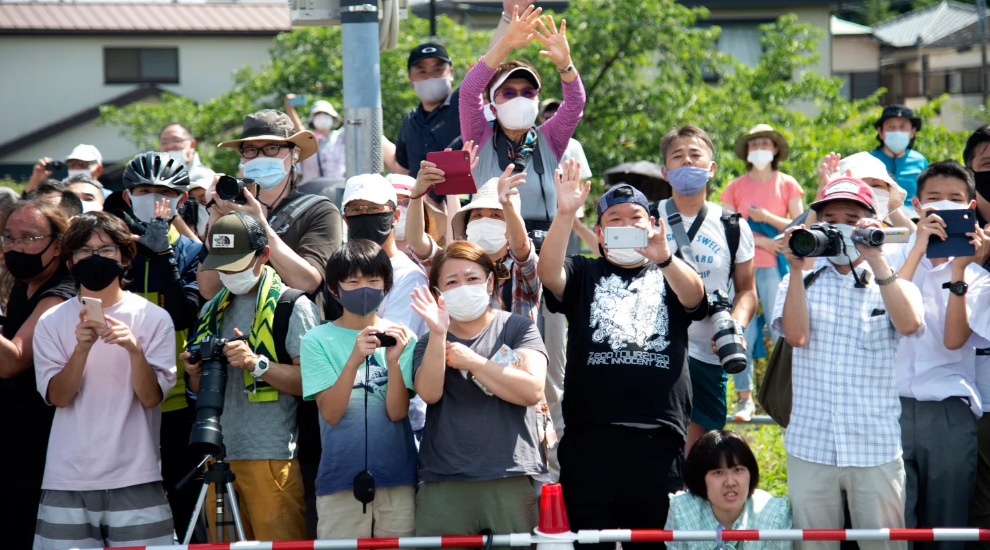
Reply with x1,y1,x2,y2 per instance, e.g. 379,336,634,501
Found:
3,237,56,281
71,255,124,292
347,211,394,245
975,170,990,202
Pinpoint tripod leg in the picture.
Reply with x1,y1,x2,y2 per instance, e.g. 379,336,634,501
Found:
226,481,247,541
184,483,210,545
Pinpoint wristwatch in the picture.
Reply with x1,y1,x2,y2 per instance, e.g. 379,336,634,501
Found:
876,271,898,286
501,11,511,23
250,355,270,379
943,280,969,296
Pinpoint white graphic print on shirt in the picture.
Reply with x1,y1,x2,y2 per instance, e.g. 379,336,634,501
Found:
588,269,670,368
352,356,389,394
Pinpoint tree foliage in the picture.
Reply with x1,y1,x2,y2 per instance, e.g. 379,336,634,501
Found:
100,0,971,202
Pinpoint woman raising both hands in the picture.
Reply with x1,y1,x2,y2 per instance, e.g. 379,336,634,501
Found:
460,4,586,238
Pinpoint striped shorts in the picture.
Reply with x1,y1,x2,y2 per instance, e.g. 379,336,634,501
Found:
33,481,174,550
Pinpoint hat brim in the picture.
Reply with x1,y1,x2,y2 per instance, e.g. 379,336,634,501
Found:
453,196,510,240
218,130,318,162
735,130,790,162
200,250,256,272
489,67,542,103
810,194,876,214
874,116,922,130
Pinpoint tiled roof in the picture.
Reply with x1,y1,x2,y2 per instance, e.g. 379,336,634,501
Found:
873,0,977,48
0,2,290,35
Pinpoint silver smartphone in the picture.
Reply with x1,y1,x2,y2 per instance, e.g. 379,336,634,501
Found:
604,226,648,249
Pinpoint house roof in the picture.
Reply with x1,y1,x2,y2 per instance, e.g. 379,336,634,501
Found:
831,15,872,36
0,2,290,36
0,85,165,159
872,0,978,48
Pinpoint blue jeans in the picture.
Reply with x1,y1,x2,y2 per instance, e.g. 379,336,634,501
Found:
738,266,782,393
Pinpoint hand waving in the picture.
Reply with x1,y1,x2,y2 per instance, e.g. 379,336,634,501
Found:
536,15,572,70
635,219,672,266
503,4,543,50
497,164,527,204
410,286,450,335
554,158,590,216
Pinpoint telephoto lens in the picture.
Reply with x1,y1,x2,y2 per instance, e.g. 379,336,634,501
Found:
708,290,747,374
188,335,230,457
789,223,845,258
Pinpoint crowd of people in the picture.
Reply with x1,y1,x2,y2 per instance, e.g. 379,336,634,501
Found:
4,2,990,550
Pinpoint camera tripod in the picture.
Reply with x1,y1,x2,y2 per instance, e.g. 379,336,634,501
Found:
178,445,246,544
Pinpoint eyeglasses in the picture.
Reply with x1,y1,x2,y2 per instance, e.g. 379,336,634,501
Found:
240,144,291,159
160,138,191,147
343,204,394,216
72,245,119,261
496,88,538,101
0,234,52,249
397,197,411,208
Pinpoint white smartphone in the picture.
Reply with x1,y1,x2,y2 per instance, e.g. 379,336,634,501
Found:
604,226,648,249
80,297,108,335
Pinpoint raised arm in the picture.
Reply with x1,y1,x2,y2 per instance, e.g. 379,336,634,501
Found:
0,296,65,379
538,159,589,298
855,219,923,337
780,227,811,347
534,15,585,160
449,343,546,406
636,217,705,309
284,94,306,133
498,165,532,259
410,287,451,405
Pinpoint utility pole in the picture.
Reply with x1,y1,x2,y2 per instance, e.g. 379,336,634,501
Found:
979,0,988,107
429,0,437,38
341,0,383,177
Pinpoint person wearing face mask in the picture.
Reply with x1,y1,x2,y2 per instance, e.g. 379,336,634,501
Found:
869,105,929,205
183,212,320,542
882,161,990,550
538,165,707,546
655,125,758,454
665,430,792,550
719,124,803,422
387,174,416,255
177,171,212,243
0,196,77,550
160,122,215,242
284,96,347,184
63,174,105,213
25,144,104,195
776,177,925,550
33,212,177,550
115,151,206,538
460,4,585,242
299,239,417,540
409,240,548,547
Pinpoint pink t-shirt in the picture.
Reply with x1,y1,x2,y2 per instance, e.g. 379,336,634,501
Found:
34,292,176,491
719,172,804,268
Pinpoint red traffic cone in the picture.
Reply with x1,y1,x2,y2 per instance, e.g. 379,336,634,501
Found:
536,483,572,536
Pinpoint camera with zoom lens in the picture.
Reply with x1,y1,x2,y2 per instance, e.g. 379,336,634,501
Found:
186,335,246,457
215,175,258,205
789,222,845,258
709,290,747,374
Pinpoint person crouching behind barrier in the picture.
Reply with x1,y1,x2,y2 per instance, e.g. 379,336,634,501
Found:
665,430,792,550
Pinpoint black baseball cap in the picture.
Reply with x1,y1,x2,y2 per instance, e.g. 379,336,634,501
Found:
874,104,922,130
408,43,452,71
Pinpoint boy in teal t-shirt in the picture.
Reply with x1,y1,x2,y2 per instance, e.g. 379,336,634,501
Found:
870,104,929,203
300,239,418,540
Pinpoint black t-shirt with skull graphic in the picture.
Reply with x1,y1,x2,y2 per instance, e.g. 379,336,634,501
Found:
545,255,707,441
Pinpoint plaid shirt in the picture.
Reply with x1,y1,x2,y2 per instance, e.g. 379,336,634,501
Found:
409,237,542,323
771,258,925,468
664,490,792,550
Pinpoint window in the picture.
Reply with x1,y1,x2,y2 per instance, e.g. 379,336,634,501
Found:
836,72,881,100
104,48,178,84
700,21,771,83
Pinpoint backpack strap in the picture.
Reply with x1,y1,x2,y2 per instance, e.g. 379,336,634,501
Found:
269,194,331,236
273,288,306,364
720,210,741,284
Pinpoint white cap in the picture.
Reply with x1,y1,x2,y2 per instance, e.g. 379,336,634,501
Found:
309,100,340,121
488,66,541,104
342,174,398,207
838,152,896,188
386,174,416,195
188,164,216,191
65,144,103,165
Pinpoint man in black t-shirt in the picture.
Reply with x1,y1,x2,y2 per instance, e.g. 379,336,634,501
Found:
538,161,707,549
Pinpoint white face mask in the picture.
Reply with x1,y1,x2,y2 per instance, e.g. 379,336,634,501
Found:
219,262,261,295
394,205,407,241
128,191,181,224
495,97,540,130
440,275,492,322
196,203,209,238
872,188,890,221
828,224,860,266
162,149,189,166
312,113,335,132
81,200,102,213
606,247,646,266
920,200,969,213
413,77,453,104
67,168,92,179
466,217,508,254
747,149,774,171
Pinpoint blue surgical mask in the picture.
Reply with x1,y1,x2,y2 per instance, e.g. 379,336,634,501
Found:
665,165,711,195
243,157,289,189
334,286,385,316
883,131,911,154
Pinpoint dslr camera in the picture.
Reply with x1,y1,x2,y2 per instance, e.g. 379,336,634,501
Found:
789,222,906,258
216,175,258,205
185,334,246,456
708,290,747,374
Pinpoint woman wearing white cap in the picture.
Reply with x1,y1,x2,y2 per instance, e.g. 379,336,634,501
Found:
285,95,347,184
814,151,915,231
457,4,585,240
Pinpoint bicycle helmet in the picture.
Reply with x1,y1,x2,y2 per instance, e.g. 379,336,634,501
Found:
123,151,190,191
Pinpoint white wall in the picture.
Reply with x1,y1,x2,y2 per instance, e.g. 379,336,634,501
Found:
833,36,879,73
0,34,274,163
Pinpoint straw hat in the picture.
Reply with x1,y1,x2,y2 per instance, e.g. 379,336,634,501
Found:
219,109,317,161
451,177,521,239
734,124,790,162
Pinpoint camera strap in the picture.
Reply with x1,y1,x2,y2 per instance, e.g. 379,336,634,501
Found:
664,199,708,273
